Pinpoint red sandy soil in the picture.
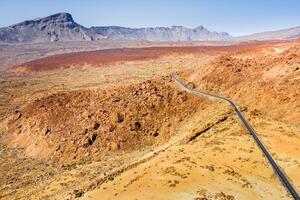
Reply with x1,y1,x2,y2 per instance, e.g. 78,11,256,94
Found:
1,39,299,200
180,39,300,124
10,40,287,72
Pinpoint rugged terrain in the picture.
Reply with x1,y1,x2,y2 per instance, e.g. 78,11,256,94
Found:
0,13,231,43
183,40,300,124
0,13,98,43
0,39,299,199
89,25,231,41
5,77,202,164
1,12,300,44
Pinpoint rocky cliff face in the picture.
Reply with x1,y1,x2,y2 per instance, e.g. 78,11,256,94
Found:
0,13,231,43
0,13,101,43
90,25,232,41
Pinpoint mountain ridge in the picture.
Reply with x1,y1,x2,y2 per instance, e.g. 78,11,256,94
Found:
0,12,300,43
0,12,231,43
90,25,231,41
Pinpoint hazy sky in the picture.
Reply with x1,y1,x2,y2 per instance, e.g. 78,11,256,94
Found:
0,0,299,36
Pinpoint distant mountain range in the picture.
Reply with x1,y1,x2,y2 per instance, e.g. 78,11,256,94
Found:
237,26,300,41
0,12,299,43
90,25,231,41
0,13,230,43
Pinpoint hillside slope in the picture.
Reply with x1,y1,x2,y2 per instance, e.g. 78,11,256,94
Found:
237,26,300,41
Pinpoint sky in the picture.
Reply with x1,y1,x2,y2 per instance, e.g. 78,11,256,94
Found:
0,0,299,36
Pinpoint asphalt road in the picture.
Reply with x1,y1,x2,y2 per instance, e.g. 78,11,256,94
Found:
171,73,300,200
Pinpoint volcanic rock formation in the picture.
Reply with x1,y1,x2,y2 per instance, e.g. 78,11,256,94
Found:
0,13,102,43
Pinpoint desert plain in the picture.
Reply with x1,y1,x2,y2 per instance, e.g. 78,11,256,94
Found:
0,39,299,200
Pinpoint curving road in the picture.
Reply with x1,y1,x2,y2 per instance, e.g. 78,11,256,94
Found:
171,73,300,200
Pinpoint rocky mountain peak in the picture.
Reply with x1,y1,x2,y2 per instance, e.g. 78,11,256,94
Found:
40,12,74,23
13,12,74,28
0,12,96,43
195,25,205,30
